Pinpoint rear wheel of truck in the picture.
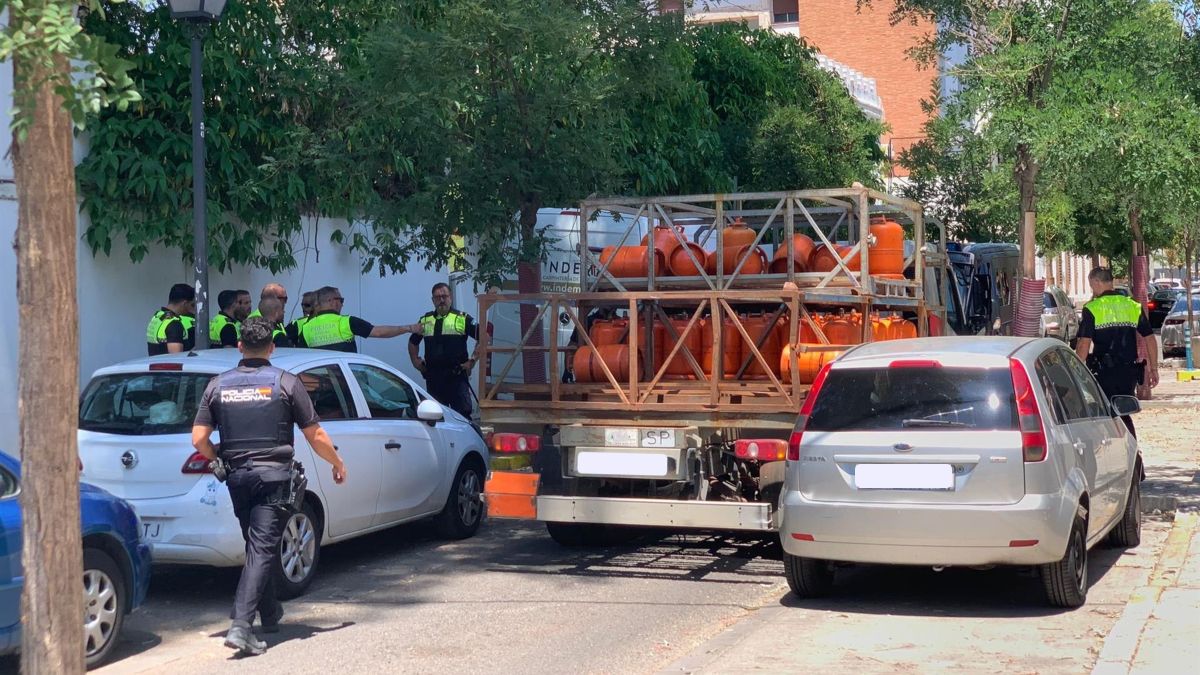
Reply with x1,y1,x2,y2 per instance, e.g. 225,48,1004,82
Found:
758,460,786,509
784,553,834,598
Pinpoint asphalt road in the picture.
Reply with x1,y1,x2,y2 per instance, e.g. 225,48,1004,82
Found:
87,520,787,674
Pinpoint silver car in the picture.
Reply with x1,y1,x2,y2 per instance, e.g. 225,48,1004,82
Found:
1041,285,1079,343
1160,296,1200,357
779,337,1142,608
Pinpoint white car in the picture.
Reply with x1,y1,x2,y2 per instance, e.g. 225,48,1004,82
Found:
78,349,489,597
780,337,1142,607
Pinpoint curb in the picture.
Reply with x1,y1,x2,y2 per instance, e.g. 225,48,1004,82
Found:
1090,512,1199,675
657,602,787,674
1139,400,1200,409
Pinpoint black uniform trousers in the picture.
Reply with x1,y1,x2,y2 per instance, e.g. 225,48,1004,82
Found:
226,465,289,625
425,371,473,419
1094,363,1138,438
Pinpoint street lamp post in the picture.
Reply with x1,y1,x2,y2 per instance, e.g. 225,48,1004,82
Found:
169,0,227,350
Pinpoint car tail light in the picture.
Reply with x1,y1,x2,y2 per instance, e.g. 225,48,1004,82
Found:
1146,301,1156,310
181,451,213,473
1009,358,1047,462
150,363,183,371
491,433,541,453
788,362,833,461
733,439,787,462
889,359,941,368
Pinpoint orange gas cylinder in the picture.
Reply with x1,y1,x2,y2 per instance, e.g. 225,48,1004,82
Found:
589,318,628,347
768,234,816,273
868,215,905,276
665,316,704,379
702,317,743,379
573,344,638,383
809,244,860,273
668,242,708,277
800,317,819,343
636,321,668,378
600,246,667,278
642,223,684,262
781,344,845,384
823,313,859,346
890,315,917,339
721,217,757,249
705,245,768,275
740,314,785,379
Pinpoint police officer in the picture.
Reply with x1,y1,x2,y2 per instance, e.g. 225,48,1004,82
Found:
409,282,480,418
257,297,293,348
1075,267,1159,435
147,283,197,355
298,286,422,352
191,317,347,655
285,290,317,346
210,289,252,349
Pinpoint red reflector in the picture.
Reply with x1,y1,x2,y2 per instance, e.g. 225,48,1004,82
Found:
1009,539,1039,548
790,533,814,541
492,433,541,453
181,451,213,474
150,363,184,371
889,359,941,368
734,439,788,462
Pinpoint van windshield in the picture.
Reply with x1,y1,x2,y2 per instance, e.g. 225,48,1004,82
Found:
79,372,214,435
806,367,1018,431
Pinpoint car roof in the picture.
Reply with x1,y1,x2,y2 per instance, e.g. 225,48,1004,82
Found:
835,336,1054,369
89,348,389,378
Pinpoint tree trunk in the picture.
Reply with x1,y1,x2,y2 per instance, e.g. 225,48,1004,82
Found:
1015,143,1038,279
1129,203,1145,259
12,14,86,675
517,198,545,384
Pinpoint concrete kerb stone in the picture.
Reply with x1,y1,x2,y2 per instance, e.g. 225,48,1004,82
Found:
1090,512,1200,675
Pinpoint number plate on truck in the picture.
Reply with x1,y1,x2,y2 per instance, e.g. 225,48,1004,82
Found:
603,428,677,448
576,452,671,478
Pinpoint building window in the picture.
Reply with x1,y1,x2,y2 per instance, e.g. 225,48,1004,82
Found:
773,0,798,24
659,0,684,12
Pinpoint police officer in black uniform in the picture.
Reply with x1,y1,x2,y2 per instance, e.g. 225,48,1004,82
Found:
191,317,347,655
409,282,480,418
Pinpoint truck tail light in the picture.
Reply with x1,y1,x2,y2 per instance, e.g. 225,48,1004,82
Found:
1009,358,1047,462
181,451,213,474
788,362,833,461
491,433,541,453
733,439,787,462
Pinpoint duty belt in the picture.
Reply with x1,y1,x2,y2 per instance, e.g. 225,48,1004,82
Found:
228,459,292,471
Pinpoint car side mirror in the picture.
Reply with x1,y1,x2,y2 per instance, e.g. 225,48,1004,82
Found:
417,399,445,424
1110,395,1141,417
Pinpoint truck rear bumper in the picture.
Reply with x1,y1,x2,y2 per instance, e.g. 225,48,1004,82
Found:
537,496,774,531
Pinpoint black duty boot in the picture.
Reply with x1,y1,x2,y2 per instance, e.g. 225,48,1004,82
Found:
224,622,267,656
259,603,284,634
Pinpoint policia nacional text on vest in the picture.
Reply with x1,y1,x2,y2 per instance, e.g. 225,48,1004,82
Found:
147,310,196,356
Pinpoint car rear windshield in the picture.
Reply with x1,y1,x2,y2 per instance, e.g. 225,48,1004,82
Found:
806,367,1018,431
79,372,214,435
1169,297,1200,313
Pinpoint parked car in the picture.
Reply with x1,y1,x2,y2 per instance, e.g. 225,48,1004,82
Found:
1041,285,1079,343
0,451,152,668
1161,296,1200,356
1148,288,1184,330
1152,278,1183,291
779,337,1143,608
77,349,489,598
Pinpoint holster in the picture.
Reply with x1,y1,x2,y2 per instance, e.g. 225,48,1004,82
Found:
209,458,231,483
275,461,307,511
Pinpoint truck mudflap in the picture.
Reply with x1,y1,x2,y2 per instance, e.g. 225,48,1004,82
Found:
537,495,775,532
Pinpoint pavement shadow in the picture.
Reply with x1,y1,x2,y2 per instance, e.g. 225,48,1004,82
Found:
1142,463,1200,513
95,628,164,667
778,543,1129,618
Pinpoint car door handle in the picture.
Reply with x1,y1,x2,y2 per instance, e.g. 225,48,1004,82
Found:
1073,441,1086,454
384,441,402,451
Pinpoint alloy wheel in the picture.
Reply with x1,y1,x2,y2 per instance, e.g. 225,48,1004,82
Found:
457,469,482,526
281,511,317,583
83,569,120,658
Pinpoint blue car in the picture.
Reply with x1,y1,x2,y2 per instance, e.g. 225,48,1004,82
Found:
0,451,151,668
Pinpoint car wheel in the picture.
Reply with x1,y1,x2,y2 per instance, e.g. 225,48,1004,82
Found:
1041,514,1088,608
83,548,126,669
784,553,834,599
275,500,322,600
437,459,485,539
1108,474,1142,548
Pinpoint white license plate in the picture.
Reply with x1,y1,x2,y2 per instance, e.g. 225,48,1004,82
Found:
855,463,954,490
604,428,677,448
577,451,670,477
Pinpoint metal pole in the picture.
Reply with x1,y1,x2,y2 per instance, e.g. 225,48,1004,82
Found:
190,25,210,349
